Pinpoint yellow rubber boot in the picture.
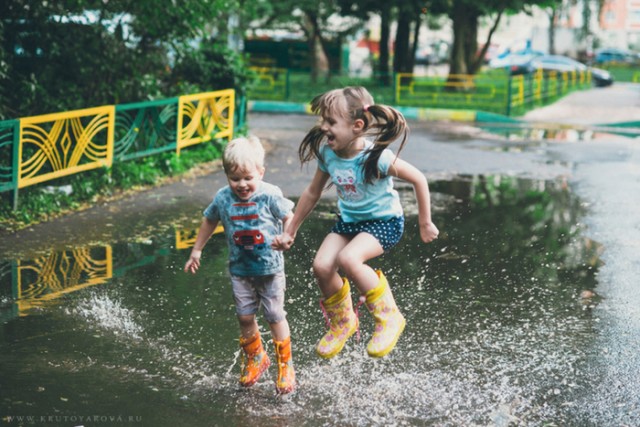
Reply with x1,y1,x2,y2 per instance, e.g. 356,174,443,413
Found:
239,331,270,387
316,279,358,358
274,336,296,394
364,271,406,358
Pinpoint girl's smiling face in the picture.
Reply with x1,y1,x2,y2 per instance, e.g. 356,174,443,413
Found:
319,112,364,158
226,164,264,200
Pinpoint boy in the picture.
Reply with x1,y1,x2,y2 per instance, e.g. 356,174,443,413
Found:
184,136,295,394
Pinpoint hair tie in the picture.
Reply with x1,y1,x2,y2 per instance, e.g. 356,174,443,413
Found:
363,104,370,112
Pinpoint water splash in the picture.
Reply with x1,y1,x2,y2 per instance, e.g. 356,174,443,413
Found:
68,291,144,340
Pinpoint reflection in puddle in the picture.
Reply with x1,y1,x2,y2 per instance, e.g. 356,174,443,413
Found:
0,175,611,425
478,122,640,142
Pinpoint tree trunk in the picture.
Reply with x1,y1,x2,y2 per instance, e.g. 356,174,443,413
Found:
378,3,391,85
463,16,478,72
393,12,412,73
548,8,557,55
449,0,469,76
304,12,329,83
410,15,421,71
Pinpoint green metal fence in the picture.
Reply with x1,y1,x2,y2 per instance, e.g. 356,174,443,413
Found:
0,89,242,210
248,67,596,116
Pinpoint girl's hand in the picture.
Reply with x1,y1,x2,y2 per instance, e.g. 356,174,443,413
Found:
271,232,295,251
184,250,202,274
419,221,439,243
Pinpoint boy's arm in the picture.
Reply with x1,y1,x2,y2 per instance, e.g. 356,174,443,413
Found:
272,168,329,250
184,217,219,274
389,158,439,243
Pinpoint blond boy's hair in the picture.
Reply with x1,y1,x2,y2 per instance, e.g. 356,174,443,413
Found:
222,136,265,174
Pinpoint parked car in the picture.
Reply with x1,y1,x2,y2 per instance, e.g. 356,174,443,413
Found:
488,50,543,74
594,48,638,65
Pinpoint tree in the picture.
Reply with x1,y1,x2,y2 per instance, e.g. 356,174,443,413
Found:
250,0,364,82
0,0,250,118
439,0,556,82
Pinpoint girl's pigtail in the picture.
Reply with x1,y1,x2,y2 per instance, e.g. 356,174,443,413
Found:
298,92,328,166
362,104,409,183
299,125,325,166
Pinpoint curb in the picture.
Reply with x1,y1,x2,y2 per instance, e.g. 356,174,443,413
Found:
248,100,521,124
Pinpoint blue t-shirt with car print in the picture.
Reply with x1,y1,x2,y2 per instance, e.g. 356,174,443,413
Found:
203,182,294,276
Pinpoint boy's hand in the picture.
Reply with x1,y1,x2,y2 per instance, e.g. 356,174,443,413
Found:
271,232,295,251
184,250,202,274
419,221,440,243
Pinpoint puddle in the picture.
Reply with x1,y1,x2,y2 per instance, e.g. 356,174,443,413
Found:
477,122,640,142
0,175,613,425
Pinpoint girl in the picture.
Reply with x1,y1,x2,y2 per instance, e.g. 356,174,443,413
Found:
273,86,439,359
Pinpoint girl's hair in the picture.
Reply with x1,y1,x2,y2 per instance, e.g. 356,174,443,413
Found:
299,86,408,183
223,135,265,174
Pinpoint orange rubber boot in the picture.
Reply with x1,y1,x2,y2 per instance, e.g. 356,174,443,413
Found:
239,331,270,387
274,336,296,394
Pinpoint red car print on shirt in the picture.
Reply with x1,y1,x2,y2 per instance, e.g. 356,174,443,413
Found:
233,229,266,250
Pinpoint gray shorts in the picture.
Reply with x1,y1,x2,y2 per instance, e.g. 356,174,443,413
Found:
231,271,287,323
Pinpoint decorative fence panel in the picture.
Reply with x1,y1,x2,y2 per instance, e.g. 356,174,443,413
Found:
114,98,178,161
18,106,115,189
177,89,235,155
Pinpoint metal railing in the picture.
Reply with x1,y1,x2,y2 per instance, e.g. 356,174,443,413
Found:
248,67,595,116
0,89,237,210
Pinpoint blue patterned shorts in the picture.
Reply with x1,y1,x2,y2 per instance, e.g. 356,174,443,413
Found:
331,215,405,251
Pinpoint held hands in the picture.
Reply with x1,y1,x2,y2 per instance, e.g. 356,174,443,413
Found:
184,249,202,274
420,221,440,243
271,232,295,251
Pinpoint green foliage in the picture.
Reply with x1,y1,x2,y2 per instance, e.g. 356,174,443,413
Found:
0,141,225,230
169,40,253,97
0,1,251,119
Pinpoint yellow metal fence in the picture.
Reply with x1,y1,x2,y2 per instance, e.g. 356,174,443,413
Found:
1,89,236,209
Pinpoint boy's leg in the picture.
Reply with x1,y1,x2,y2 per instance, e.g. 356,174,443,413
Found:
238,328,271,387
269,320,295,394
261,273,295,394
238,314,259,340
232,276,270,387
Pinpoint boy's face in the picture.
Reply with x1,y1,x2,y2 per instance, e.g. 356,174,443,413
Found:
226,164,264,201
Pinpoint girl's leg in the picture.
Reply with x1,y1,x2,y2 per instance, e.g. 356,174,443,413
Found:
313,233,351,297
313,233,359,358
335,232,406,358
335,232,384,294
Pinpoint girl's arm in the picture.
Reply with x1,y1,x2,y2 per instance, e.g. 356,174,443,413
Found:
389,158,439,243
272,168,330,250
184,217,219,274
